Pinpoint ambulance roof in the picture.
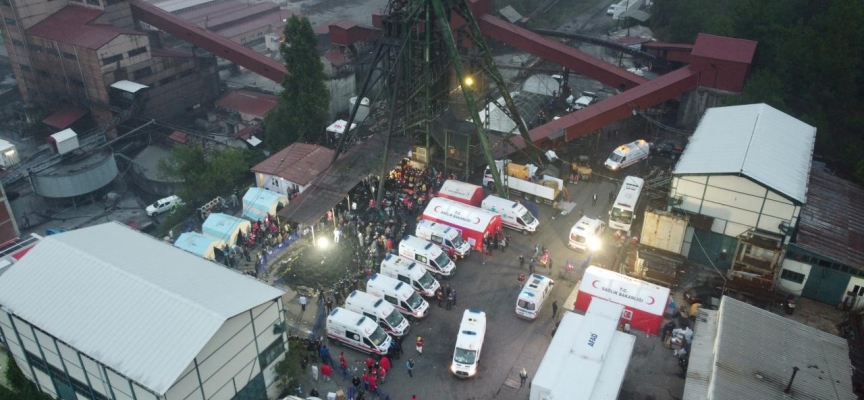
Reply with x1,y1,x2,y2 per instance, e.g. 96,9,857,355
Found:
482,195,523,210
347,290,389,310
613,139,649,154
368,273,413,296
573,216,603,232
456,309,486,349
417,219,452,232
383,254,420,271
401,235,440,253
519,274,551,299
328,307,378,331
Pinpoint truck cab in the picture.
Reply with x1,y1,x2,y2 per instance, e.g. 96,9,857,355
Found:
415,219,471,258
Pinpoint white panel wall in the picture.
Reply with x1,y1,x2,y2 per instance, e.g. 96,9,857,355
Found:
0,310,33,382
107,368,135,400
777,259,811,295
32,368,56,397
671,174,798,238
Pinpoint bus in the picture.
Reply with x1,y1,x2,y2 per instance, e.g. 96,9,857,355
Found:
608,176,644,232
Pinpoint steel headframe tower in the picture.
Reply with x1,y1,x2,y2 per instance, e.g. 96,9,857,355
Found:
333,0,544,198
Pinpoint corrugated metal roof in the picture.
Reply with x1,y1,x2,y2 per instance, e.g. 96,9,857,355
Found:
42,108,88,130
27,6,145,50
794,163,864,270
684,297,854,400
673,104,816,204
691,33,758,64
251,142,335,185
216,89,278,119
110,80,149,93
0,222,284,395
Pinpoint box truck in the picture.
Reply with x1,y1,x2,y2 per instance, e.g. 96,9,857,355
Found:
422,197,503,251
437,180,484,207
415,219,471,258
481,195,539,235
483,160,564,204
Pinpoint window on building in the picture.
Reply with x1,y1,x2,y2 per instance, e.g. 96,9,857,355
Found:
134,66,152,79
159,75,175,86
4,17,16,25
46,48,59,56
780,269,805,284
127,46,147,58
258,337,285,369
11,39,23,47
101,54,123,66
63,52,76,60
28,44,42,53
241,38,246,43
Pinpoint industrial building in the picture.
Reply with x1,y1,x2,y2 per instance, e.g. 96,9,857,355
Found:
684,296,854,400
0,222,288,400
0,1,221,133
251,142,335,197
669,103,816,288
171,0,293,45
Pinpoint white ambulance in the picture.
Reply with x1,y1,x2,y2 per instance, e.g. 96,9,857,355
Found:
604,139,651,171
398,235,456,278
568,216,606,251
325,307,392,356
451,309,487,378
515,274,555,320
344,290,410,337
481,195,539,234
415,219,471,259
379,254,440,297
366,273,429,319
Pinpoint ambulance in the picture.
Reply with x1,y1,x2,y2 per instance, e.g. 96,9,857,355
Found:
481,195,539,234
325,307,392,356
379,254,440,297
366,273,429,319
451,309,487,378
344,290,410,337
414,219,471,259
515,274,555,320
398,235,456,278
604,139,651,171
568,216,606,251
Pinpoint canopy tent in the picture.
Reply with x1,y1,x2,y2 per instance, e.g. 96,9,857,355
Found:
173,232,226,261
574,266,670,335
202,213,251,245
242,187,289,220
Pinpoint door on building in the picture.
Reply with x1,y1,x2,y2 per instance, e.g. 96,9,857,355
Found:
48,369,76,400
802,264,850,306
687,229,737,272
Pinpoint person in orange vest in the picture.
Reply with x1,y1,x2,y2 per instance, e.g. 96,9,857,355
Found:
415,336,424,355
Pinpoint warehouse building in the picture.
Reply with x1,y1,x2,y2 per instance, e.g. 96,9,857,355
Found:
0,222,287,400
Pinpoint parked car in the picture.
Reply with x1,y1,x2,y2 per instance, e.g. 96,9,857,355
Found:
146,195,183,216
653,139,685,159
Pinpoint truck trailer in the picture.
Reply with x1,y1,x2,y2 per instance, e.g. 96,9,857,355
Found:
483,160,564,204
437,180,484,207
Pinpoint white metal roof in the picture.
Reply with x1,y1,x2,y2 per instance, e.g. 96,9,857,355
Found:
0,222,284,395
110,80,149,93
455,309,486,349
50,128,78,143
673,103,816,204
683,297,854,400
0,139,14,152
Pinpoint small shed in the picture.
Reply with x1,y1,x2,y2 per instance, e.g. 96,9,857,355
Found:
202,213,251,245
48,129,80,155
173,232,226,261
242,187,288,221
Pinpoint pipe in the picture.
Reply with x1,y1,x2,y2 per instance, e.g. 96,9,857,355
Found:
784,366,800,394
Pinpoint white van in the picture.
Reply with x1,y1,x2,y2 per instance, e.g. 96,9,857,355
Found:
380,254,440,297
604,139,651,171
366,273,429,319
568,216,606,251
146,195,182,216
344,290,410,337
398,235,456,278
481,195,539,234
451,309,487,378
326,307,392,356
415,220,471,259
515,274,555,320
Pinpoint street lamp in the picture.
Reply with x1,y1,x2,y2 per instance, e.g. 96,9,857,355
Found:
317,237,330,248
463,76,474,87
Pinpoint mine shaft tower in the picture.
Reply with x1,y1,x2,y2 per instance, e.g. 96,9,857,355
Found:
335,0,544,198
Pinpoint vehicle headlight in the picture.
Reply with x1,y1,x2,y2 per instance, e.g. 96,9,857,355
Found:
450,364,457,373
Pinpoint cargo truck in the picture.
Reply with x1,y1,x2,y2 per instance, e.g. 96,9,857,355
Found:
482,160,564,204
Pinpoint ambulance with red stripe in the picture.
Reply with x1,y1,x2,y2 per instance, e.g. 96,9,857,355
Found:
366,273,430,320
326,307,392,356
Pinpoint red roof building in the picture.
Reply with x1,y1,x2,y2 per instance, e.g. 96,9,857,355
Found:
27,6,146,50
215,89,279,122
251,143,335,196
689,33,758,93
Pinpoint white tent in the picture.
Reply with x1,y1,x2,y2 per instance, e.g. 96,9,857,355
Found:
202,213,251,245
478,93,524,135
242,187,289,220
173,232,226,261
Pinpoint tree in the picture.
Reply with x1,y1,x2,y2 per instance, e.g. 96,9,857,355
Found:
157,144,252,207
274,349,302,397
265,15,331,151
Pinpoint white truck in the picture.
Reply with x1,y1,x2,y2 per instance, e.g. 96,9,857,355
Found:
483,160,564,205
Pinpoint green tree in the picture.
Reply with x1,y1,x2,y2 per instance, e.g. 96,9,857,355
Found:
274,348,302,396
265,15,331,151
3,359,53,400
158,144,252,207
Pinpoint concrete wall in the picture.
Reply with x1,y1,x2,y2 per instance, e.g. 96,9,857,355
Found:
676,87,738,129
327,73,355,118
670,174,799,241
0,297,286,400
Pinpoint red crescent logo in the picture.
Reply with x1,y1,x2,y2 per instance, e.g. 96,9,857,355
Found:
647,296,655,305
592,280,600,289
434,206,440,213
474,217,481,224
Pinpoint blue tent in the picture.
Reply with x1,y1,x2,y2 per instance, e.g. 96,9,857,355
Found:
173,232,226,260
242,187,289,220
202,213,251,245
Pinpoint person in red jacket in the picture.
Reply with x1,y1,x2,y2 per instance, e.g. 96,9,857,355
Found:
378,365,387,383
365,356,374,372
321,363,332,382
380,355,391,371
